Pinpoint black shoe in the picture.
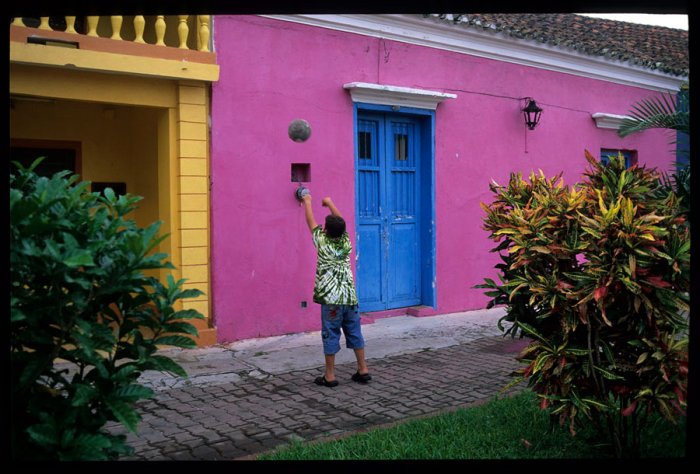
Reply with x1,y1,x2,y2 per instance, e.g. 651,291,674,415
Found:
314,376,339,387
351,372,372,384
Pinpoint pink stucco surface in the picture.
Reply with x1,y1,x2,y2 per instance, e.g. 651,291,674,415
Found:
211,15,677,342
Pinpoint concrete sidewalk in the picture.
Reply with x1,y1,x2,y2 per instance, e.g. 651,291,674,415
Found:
108,308,529,460
138,308,508,390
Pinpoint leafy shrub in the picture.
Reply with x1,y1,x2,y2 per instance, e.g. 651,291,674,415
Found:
477,151,689,458
10,159,205,460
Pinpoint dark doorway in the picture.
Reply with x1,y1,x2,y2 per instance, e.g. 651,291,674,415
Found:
10,139,81,177
10,139,81,178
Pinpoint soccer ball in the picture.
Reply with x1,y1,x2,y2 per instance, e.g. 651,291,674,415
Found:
288,119,311,142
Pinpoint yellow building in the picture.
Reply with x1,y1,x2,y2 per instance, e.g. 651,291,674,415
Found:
9,15,219,345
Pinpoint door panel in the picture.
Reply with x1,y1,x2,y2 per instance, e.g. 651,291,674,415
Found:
356,113,421,311
388,222,419,303
356,118,386,311
356,224,383,307
387,119,420,307
358,170,380,217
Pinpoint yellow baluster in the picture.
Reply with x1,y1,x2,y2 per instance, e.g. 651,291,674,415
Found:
198,15,210,52
12,17,25,27
39,17,50,30
87,16,99,37
110,16,123,40
133,15,146,43
178,15,189,49
65,16,76,33
155,15,166,46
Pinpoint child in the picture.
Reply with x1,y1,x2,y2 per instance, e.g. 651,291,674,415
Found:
301,193,371,387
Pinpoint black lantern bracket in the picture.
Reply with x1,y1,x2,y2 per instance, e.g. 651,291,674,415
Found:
521,97,543,130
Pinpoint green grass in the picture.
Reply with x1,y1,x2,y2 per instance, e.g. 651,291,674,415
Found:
257,390,686,460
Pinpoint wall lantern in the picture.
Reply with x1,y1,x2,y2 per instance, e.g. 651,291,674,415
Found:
522,98,543,130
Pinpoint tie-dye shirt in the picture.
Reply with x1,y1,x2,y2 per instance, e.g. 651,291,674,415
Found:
311,226,358,305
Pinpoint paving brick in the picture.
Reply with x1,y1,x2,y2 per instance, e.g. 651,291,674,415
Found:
238,439,266,453
105,334,523,461
242,426,268,436
196,430,229,443
210,441,249,459
270,426,292,437
190,445,226,460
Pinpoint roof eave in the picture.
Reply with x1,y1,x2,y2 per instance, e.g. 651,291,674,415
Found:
264,13,687,92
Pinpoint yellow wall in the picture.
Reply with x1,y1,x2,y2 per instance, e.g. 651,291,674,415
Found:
9,65,216,346
175,83,214,344
10,99,160,230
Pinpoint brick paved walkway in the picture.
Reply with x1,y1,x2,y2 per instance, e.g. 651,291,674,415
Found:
107,335,527,460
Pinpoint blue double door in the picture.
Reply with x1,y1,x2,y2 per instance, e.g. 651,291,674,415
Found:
355,112,423,312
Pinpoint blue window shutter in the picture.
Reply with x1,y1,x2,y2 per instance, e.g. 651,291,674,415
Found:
601,149,632,168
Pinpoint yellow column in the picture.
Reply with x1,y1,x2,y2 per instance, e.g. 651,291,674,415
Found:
177,81,215,345
86,17,99,37
198,15,210,52
133,16,146,43
178,15,189,49
158,107,179,284
110,16,123,40
65,16,77,34
39,17,50,30
155,16,166,46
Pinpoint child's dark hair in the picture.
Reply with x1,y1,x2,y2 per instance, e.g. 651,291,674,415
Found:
325,215,346,239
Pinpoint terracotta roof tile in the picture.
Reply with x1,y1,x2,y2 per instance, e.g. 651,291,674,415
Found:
424,13,688,77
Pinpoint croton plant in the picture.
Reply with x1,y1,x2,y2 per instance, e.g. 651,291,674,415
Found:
477,151,689,457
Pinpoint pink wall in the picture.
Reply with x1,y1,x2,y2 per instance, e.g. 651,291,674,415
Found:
211,15,677,342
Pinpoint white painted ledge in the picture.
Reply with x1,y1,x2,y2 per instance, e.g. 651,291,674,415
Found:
592,112,633,130
343,82,457,110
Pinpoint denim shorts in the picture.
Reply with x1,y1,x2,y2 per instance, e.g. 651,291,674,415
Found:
320,304,365,355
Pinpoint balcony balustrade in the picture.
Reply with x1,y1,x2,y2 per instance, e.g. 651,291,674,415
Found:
11,15,212,52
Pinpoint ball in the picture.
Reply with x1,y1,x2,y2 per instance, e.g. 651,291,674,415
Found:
288,119,312,142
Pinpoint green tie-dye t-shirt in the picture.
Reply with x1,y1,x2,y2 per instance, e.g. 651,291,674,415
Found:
312,226,358,305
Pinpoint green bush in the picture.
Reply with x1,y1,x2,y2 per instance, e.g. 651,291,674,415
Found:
10,159,206,460
477,151,689,458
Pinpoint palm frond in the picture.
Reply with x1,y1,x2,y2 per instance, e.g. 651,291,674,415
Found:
618,93,689,137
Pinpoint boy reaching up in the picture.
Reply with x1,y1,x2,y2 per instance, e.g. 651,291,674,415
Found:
301,193,371,387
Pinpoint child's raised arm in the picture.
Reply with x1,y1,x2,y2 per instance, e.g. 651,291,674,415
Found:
302,194,318,232
322,197,342,218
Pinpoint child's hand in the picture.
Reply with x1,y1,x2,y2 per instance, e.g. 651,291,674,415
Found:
322,197,333,207
302,194,312,203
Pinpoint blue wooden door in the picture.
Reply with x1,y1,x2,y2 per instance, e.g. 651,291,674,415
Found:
356,113,421,311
